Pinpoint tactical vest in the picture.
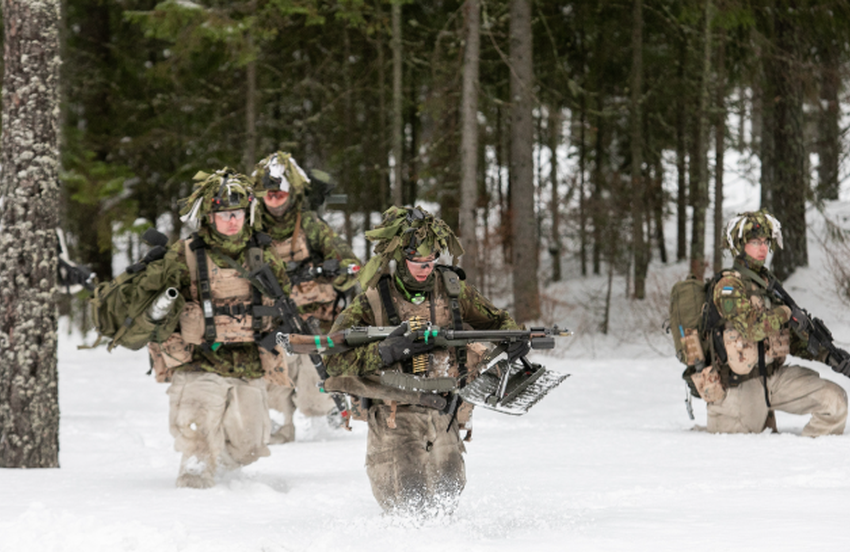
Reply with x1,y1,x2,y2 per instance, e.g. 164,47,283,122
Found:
271,213,338,320
365,268,466,379
712,268,790,388
147,234,289,385
183,237,275,344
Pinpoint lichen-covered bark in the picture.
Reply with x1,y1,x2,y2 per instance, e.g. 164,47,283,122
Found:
0,0,62,468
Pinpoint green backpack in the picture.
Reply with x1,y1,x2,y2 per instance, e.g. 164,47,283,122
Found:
668,275,710,368
87,231,184,351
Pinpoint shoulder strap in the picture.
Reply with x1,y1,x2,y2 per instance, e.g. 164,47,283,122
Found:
364,287,386,327
190,234,217,344
377,275,402,326
436,266,467,378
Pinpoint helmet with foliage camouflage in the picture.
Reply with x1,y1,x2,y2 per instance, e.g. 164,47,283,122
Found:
724,209,784,257
252,151,310,200
179,167,258,227
358,205,464,288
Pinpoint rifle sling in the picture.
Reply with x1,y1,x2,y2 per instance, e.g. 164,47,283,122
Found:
378,275,402,326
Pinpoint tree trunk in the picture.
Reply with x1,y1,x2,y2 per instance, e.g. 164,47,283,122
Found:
459,0,481,286
817,41,840,201
0,0,62,468
242,6,257,174
630,0,647,299
690,0,711,280
770,4,807,280
713,29,726,274
509,0,539,322
676,36,688,262
391,1,404,206
549,107,563,282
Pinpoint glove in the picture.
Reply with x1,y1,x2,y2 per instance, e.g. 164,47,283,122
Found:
506,340,531,363
377,334,436,367
827,349,850,376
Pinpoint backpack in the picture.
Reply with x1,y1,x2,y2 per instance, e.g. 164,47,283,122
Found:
87,230,184,351
668,273,728,382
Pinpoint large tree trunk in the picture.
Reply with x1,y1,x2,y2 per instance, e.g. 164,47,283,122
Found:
391,1,404,206
509,0,539,322
630,0,648,299
770,5,807,280
459,0,481,286
713,29,726,274
690,0,711,280
242,2,257,173
0,0,62,468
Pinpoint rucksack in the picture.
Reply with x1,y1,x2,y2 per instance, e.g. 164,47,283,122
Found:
87,229,184,351
668,272,728,369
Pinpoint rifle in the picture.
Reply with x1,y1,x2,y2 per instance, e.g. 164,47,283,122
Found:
286,258,360,287
768,279,850,377
249,264,351,424
277,323,571,356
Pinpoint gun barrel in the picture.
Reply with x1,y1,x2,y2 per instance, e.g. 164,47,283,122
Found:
147,287,179,321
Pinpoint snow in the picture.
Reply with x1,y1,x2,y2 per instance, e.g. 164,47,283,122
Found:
4,205,850,551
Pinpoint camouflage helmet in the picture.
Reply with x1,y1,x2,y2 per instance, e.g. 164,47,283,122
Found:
179,167,258,227
724,209,784,256
251,151,310,200
358,205,464,288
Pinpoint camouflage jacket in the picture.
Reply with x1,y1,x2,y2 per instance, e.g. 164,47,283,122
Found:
711,258,820,385
325,272,520,376
151,233,291,380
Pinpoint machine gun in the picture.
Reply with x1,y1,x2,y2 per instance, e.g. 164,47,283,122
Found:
277,323,571,415
768,279,850,377
249,264,351,425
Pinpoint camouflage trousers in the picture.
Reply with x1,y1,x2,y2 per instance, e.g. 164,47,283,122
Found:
167,371,271,487
366,403,466,516
267,353,336,444
708,364,848,437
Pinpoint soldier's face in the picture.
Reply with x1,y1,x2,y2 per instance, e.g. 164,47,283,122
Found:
212,209,245,236
264,190,289,209
744,237,770,261
405,255,437,282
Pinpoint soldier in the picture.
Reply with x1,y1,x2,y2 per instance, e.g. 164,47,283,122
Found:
143,169,292,488
252,151,361,443
694,209,848,436
325,206,525,516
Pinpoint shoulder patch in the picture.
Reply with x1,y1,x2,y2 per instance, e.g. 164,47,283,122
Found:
720,286,734,296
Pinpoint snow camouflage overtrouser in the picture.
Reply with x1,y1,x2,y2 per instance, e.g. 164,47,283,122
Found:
366,403,466,515
167,371,271,484
707,364,847,436
266,353,336,444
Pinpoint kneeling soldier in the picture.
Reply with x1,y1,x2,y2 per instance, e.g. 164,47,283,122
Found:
695,210,848,436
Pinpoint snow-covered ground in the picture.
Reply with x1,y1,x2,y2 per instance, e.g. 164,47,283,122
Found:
4,202,850,551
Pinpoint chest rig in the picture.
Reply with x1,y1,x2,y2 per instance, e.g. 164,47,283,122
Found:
710,267,790,401
366,266,467,378
271,212,338,318
185,233,276,347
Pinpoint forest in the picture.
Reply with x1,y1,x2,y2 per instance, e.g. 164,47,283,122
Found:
1,0,849,470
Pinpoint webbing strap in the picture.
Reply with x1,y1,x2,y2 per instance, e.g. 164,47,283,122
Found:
758,340,771,407
191,235,217,344
378,276,402,326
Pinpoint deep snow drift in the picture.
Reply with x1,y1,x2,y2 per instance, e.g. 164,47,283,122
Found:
3,204,850,551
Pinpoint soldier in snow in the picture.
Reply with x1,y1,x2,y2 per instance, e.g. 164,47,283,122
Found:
325,206,526,516
690,209,848,436
252,151,361,443
143,169,292,488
